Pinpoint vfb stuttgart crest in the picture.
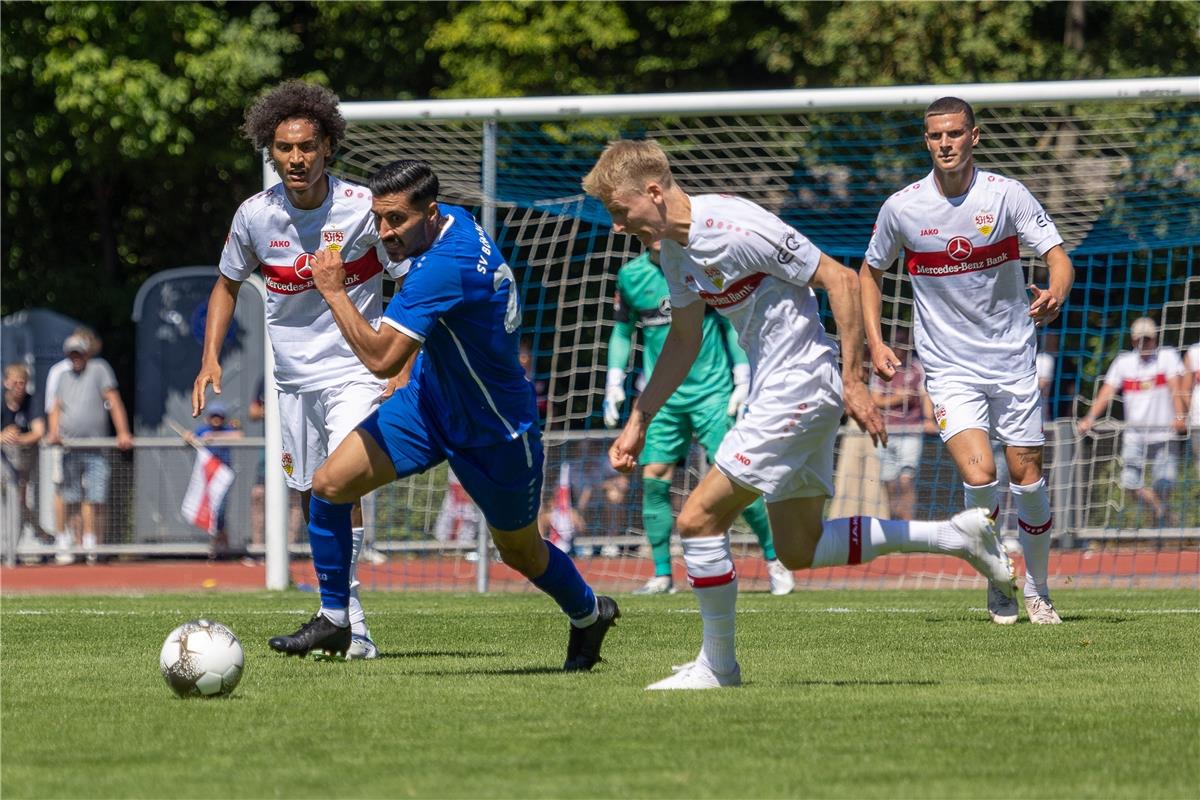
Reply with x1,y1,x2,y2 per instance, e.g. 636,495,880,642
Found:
974,212,995,236
281,452,294,477
703,266,725,290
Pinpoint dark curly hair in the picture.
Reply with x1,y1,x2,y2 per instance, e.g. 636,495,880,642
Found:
241,80,347,153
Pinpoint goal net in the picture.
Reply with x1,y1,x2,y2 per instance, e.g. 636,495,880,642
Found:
328,79,1199,593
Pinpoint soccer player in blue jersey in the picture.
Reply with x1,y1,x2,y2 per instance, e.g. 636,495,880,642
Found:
268,160,620,668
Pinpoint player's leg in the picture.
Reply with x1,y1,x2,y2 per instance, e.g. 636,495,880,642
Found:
637,461,677,594
319,379,390,656
645,465,758,690
694,398,791,595
996,371,1058,623
451,432,619,671
931,378,1016,624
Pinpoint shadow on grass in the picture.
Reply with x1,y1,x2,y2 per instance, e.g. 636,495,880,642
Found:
776,679,941,687
407,665,570,677
376,650,503,660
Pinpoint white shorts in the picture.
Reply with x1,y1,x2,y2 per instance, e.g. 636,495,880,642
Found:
715,357,842,502
926,372,1044,447
278,378,385,491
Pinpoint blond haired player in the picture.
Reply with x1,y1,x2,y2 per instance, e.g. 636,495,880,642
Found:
584,139,1015,690
862,97,1075,625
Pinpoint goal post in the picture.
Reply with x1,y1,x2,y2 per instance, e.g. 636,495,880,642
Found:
266,77,1200,591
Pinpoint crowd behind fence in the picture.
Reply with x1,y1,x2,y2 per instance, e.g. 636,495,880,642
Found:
3,422,1197,572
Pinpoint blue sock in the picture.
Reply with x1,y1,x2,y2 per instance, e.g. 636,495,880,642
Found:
530,540,597,623
309,494,353,615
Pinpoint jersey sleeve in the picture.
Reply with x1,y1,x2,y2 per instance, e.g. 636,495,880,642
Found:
95,359,118,394
738,212,821,287
660,248,702,310
218,204,258,282
864,199,902,269
1103,355,1127,389
1163,347,1185,378
1008,182,1063,256
381,253,465,342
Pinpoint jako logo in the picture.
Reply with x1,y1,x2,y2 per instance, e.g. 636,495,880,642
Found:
734,453,752,466
269,239,291,248
919,228,938,236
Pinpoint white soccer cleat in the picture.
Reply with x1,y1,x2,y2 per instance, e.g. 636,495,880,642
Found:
646,659,741,690
359,548,389,566
951,508,1016,596
1025,594,1062,625
766,559,795,596
987,581,1019,625
347,634,379,660
632,575,675,595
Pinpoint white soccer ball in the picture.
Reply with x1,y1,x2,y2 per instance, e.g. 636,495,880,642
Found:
159,619,245,698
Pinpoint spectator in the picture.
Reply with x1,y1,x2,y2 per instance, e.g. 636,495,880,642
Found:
2,363,49,547
868,329,934,520
519,335,548,419
1186,341,1200,478
189,402,243,559
46,334,133,564
434,468,482,545
1078,317,1187,526
43,326,101,543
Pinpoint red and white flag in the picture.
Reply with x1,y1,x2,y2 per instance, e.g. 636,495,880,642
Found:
181,447,235,535
547,463,575,554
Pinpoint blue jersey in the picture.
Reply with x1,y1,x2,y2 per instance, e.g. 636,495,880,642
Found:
381,204,534,449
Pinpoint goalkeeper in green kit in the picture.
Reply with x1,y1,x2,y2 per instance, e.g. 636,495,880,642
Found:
605,243,795,595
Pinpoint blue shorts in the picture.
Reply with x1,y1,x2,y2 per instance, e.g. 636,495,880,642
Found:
60,450,110,504
358,384,543,531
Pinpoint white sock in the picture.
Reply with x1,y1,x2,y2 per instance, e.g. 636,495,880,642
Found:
682,535,738,674
811,516,958,567
349,527,368,637
82,532,97,550
964,481,999,521
1011,478,1052,597
55,533,71,551
320,606,349,627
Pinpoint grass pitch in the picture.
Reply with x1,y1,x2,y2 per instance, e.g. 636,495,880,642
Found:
2,589,1197,799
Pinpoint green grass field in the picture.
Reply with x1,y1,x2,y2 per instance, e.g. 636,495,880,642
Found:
2,589,1197,799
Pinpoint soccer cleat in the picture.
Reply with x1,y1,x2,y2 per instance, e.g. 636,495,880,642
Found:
268,613,352,658
951,508,1017,597
563,596,620,671
987,581,1019,625
766,559,795,596
646,658,741,690
1025,594,1062,625
347,633,379,659
632,575,675,595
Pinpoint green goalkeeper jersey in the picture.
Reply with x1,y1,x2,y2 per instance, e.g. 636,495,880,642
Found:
607,251,747,411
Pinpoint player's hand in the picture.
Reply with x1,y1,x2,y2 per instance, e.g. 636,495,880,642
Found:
116,432,134,451
843,380,888,447
602,384,625,429
869,343,901,381
609,414,647,473
1028,285,1063,327
312,247,347,298
192,361,222,418
381,373,406,400
1173,416,1187,435
1076,417,1094,436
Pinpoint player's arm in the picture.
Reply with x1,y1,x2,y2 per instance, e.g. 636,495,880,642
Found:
1029,245,1073,327
312,248,418,378
1077,383,1117,435
604,313,636,429
193,275,241,417
719,315,751,418
103,386,134,450
811,253,887,446
609,300,704,472
859,262,901,381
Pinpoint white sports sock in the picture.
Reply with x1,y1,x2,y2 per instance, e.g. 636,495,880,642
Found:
1011,478,1052,597
682,535,738,675
349,527,367,636
964,481,1000,521
82,532,97,550
320,606,349,627
811,516,956,567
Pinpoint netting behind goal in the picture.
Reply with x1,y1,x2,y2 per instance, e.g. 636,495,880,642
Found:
333,86,1199,593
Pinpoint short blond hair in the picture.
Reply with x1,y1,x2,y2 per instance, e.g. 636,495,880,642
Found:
582,139,674,202
4,363,29,381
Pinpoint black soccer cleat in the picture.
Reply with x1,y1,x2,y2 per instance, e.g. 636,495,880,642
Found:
268,613,352,658
563,595,620,671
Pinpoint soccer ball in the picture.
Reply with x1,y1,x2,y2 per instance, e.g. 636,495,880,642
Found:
159,619,244,698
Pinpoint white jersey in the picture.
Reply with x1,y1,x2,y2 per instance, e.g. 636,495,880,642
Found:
219,174,407,393
1187,343,1200,427
1103,348,1184,441
865,169,1063,384
659,194,838,396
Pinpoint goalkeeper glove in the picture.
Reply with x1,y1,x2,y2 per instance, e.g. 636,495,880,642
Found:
727,363,751,420
603,368,626,428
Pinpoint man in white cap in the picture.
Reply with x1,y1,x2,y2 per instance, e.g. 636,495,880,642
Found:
1078,317,1187,525
46,333,133,563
